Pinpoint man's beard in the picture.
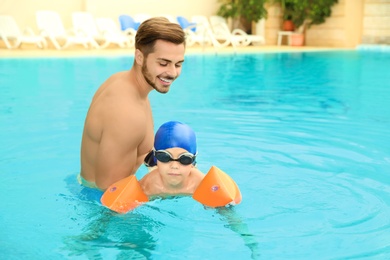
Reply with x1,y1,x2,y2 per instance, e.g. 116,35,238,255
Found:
142,62,170,94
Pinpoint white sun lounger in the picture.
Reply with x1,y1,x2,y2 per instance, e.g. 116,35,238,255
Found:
36,10,94,50
0,15,47,49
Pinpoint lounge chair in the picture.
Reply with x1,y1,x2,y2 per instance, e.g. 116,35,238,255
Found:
209,15,265,46
177,15,218,47
0,15,47,49
71,12,108,49
177,16,197,32
191,15,231,49
36,10,94,50
118,15,138,42
95,17,134,48
176,16,200,47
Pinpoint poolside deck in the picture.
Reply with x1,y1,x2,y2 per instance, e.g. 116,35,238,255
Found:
0,44,353,58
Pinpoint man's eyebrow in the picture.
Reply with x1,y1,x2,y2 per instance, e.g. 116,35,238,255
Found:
157,58,185,64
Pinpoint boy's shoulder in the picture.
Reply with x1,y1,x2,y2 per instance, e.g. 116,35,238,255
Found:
139,169,161,195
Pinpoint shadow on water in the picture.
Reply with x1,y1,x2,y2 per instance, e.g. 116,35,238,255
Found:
61,174,160,259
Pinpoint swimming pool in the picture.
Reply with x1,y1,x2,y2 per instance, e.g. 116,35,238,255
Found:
1,50,389,259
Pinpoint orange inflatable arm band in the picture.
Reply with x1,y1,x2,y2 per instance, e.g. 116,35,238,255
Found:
193,166,242,207
100,175,149,214
100,166,241,213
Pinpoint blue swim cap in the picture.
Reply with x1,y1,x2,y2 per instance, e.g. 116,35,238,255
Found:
154,121,197,154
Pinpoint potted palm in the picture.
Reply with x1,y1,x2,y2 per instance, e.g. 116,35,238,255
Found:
217,0,268,34
274,0,339,46
279,0,295,31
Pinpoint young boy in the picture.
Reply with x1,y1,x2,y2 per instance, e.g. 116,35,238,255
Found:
140,121,205,197
101,120,241,213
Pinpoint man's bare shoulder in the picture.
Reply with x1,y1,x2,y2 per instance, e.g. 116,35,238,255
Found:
93,71,140,106
105,70,131,83
87,70,149,138
101,71,135,93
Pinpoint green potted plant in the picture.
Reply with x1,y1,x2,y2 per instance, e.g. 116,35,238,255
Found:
278,0,295,31
273,0,339,45
217,0,268,34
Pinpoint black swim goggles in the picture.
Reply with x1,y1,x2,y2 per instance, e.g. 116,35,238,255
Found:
154,150,196,166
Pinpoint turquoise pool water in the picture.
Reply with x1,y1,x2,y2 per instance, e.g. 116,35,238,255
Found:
0,50,389,259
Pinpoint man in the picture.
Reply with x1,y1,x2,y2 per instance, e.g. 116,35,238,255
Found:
79,17,186,190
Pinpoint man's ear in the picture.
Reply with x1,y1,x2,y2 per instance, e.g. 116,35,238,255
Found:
135,49,143,66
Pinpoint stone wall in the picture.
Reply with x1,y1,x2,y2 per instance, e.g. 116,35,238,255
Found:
362,0,390,44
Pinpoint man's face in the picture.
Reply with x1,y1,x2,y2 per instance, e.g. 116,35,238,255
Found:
142,40,185,93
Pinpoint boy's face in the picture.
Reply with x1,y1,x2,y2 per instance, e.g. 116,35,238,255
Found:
156,147,194,188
